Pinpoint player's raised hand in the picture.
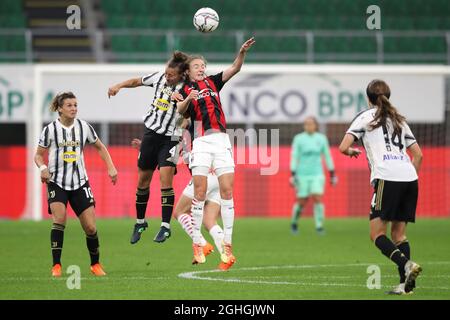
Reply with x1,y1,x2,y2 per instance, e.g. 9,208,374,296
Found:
131,138,141,150
240,37,255,53
109,167,118,185
108,85,120,98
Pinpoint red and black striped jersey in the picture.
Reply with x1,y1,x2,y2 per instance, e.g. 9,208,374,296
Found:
179,72,227,138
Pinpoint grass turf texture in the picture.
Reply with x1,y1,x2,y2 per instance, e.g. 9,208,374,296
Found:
1,218,449,300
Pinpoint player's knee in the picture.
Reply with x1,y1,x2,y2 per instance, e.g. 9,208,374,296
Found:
137,170,153,187
220,190,233,200
159,177,173,189
313,197,322,204
84,224,97,236
194,191,206,201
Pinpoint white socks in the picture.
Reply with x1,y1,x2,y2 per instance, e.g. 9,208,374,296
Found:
191,198,205,245
177,213,206,246
220,198,235,244
209,224,224,254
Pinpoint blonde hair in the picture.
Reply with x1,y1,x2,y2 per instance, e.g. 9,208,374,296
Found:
186,54,207,67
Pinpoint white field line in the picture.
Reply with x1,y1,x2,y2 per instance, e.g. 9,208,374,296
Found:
177,261,450,291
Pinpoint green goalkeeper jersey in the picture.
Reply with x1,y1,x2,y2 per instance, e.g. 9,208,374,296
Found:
290,132,334,177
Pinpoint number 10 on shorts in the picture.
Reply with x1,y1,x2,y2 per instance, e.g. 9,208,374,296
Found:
83,187,93,199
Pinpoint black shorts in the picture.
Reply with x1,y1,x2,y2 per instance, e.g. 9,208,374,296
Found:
138,128,180,171
47,181,96,217
370,179,418,223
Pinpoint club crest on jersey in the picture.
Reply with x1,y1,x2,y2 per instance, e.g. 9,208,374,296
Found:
62,151,78,163
153,98,170,111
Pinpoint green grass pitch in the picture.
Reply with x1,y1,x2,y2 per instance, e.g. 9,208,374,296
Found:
1,218,449,300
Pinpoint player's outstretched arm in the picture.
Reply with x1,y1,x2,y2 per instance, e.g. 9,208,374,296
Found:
339,134,362,158
93,139,118,185
108,77,143,98
34,146,51,183
222,37,255,83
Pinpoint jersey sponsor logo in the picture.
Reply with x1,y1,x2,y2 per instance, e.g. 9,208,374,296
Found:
187,87,218,100
58,140,80,148
197,88,218,99
62,151,78,163
382,154,408,161
153,98,170,111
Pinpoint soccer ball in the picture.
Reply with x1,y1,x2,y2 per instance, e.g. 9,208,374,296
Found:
193,7,219,33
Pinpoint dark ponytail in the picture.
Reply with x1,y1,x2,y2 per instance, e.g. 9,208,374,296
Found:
167,50,189,75
366,79,405,135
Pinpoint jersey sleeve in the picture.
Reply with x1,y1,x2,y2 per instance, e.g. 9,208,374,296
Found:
85,122,99,144
404,122,417,148
38,125,50,148
321,135,335,171
141,71,163,87
346,112,370,141
290,135,301,173
209,72,226,91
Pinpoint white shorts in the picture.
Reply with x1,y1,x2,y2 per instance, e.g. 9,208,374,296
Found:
182,174,221,205
189,132,235,172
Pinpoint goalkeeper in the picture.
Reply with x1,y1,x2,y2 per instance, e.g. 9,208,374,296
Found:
290,116,337,235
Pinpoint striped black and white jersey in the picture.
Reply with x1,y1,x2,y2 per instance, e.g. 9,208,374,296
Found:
38,118,98,191
347,109,418,184
141,71,184,137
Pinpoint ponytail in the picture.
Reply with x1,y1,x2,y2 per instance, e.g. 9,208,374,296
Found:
167,50,189,74
366,80,405,135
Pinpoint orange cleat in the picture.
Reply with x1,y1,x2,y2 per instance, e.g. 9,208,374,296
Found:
90,263,107,276
192,243,206,265
51,263,62,277
219,242,236,270
218,259,236,271
203,242,214,257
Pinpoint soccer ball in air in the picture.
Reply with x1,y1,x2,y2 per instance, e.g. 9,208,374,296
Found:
193,7,219,33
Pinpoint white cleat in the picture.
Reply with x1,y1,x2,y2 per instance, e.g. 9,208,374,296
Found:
404,260,422,293
386,283,412,295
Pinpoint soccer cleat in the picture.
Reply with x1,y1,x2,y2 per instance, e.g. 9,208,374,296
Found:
316,227,326,235
130,221,148,244
90,263,107,276
203,242,214,257
404,260,422,293
51,263,62,277
220,242,236,265
218,257,236,271
192,243,206,264
192,242,214,265
291,223,298,235
386,283,413,295
153,226,171,243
